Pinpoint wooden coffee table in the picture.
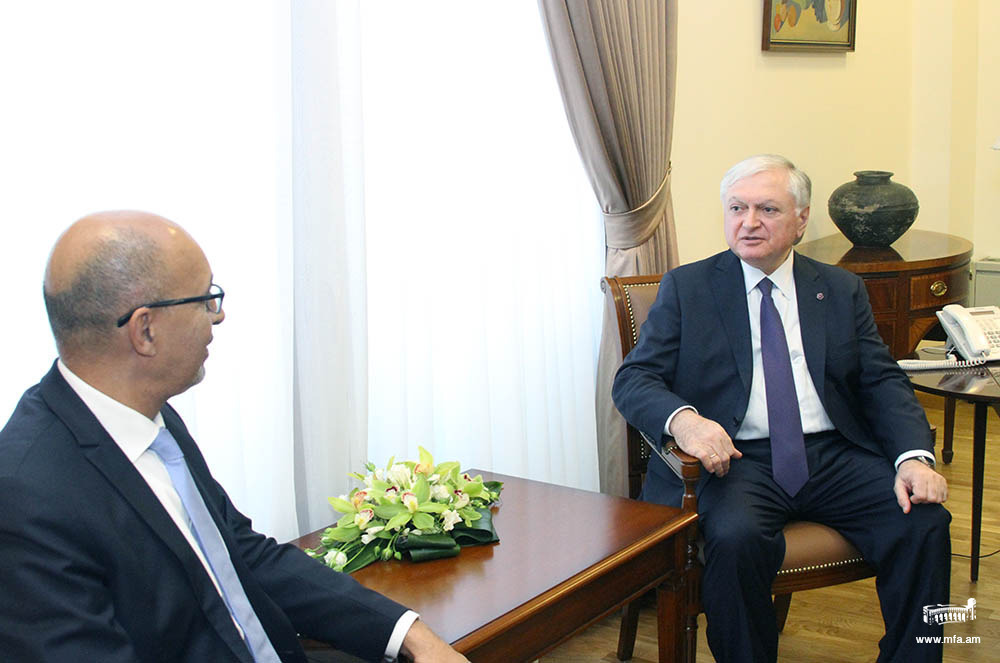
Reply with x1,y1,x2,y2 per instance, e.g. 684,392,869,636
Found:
291,471,698,662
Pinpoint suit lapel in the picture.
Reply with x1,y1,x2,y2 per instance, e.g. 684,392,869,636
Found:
712,251,753,393
38,364,255,663
162,406,302,660
793,253,828,402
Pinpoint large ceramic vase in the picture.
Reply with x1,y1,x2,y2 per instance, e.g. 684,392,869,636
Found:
827,171,919,247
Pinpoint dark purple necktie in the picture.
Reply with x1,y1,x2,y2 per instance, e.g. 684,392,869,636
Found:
758,278,808,497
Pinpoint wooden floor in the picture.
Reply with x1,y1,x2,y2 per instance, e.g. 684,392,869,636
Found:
541,392,999,662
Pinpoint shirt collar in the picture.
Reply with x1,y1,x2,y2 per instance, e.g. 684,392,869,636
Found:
740,250,796,297
57,359,164,463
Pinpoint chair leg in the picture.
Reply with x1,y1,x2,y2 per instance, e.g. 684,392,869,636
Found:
773,593,792,632
617,600,640,661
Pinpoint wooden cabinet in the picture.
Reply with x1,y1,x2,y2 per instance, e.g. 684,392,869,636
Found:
797,230,973,359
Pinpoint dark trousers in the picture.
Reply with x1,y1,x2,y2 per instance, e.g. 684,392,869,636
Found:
642,430,951,663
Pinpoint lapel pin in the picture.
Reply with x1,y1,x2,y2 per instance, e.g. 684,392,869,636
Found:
816,292,825,300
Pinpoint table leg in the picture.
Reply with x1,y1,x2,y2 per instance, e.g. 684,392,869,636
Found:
942,396,956,464
970,403,986,582
656,572,687,663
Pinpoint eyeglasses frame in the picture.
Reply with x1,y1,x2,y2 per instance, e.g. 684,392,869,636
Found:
116,284,225,328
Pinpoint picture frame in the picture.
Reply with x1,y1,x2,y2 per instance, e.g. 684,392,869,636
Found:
762,0,857,52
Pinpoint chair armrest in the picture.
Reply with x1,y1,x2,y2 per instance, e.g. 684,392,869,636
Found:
640,431,700,513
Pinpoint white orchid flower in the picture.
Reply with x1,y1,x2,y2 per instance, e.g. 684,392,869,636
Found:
388,463,413,488
326,550,348,570
441,509,462,532
354,508,375,529
401,491,419,514
360,525,385,544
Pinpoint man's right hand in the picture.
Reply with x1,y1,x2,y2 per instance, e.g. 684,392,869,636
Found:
668,410,742,477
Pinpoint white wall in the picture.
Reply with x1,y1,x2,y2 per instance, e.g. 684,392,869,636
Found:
670,1,999,265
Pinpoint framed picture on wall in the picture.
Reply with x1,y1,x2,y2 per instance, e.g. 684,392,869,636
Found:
762,0,857,51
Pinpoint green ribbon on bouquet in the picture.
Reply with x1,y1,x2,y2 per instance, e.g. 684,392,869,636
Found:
395,508,499,563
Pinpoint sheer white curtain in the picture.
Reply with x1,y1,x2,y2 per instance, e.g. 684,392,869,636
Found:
0,1,302,540
361,2,603,490
290,0,371,536
0,2,603,544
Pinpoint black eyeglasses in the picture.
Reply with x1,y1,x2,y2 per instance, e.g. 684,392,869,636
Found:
116,283,225,327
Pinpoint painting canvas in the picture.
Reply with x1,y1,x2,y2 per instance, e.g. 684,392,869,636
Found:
763,0,856,51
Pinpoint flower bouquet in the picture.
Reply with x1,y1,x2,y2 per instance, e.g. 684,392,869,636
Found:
307,447,504,573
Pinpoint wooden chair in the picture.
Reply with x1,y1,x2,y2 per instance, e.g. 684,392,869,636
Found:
602,274,877,663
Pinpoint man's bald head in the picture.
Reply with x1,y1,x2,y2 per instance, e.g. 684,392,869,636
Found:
43,211,190,358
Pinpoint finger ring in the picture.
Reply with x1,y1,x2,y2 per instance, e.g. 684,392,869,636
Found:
710,453,719,459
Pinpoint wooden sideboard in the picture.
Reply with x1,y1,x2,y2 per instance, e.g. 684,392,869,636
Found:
797,230,973,359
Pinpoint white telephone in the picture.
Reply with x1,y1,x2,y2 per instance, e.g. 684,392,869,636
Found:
898,304,1000,371
936,304,1000,361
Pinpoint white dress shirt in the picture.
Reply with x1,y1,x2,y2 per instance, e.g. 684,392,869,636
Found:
736,252,835,438
666,252,932,470
57,360,416,661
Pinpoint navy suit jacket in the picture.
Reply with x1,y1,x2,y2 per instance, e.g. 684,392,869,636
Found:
612,250,932,501
0,362,407,663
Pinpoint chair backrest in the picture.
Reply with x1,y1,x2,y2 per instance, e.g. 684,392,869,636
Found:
601,274,664,499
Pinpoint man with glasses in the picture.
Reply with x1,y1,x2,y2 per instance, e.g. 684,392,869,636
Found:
0,211,465,662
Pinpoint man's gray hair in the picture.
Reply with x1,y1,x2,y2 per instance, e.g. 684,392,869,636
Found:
719,154,811,212
44,230,165,354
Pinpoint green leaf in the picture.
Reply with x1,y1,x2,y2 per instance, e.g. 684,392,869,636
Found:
374,504,406,519
417,502,447,514
385,511,413,531
413,475,430,503
326,524,361,542
418,446,435,471
452,508,499,546
458,506,482,522
385,455,395,471
484,480,504,495
342,542,379,573
328,496,357,514
412,512,435,530
336,513,355,529
434,461,460,478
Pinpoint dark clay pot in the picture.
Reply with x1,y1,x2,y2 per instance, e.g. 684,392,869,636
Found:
827,171,919,247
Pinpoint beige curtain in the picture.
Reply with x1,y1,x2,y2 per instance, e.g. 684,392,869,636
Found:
539,0,679,496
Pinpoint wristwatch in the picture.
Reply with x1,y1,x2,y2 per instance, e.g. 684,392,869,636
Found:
910,456,935,468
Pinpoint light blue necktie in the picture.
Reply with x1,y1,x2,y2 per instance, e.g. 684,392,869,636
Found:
758,279,809,497
150,427,281,662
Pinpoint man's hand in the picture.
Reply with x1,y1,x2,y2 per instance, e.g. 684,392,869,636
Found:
399,618,468,663
894,458,948,514
669,410,742,476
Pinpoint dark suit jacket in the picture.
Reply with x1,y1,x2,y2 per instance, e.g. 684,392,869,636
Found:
612,250,932,500
0,362,407,663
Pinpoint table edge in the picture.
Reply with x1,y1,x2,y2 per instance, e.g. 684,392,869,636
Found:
450,509,698,653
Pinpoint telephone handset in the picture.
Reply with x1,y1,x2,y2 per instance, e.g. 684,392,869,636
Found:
936,304,1000,361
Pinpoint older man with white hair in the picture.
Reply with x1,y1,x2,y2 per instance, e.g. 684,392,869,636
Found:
613,155,951,663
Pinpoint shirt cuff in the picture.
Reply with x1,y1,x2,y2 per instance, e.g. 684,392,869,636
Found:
383,610,420,662
664,405,698,438
894,450,934,471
